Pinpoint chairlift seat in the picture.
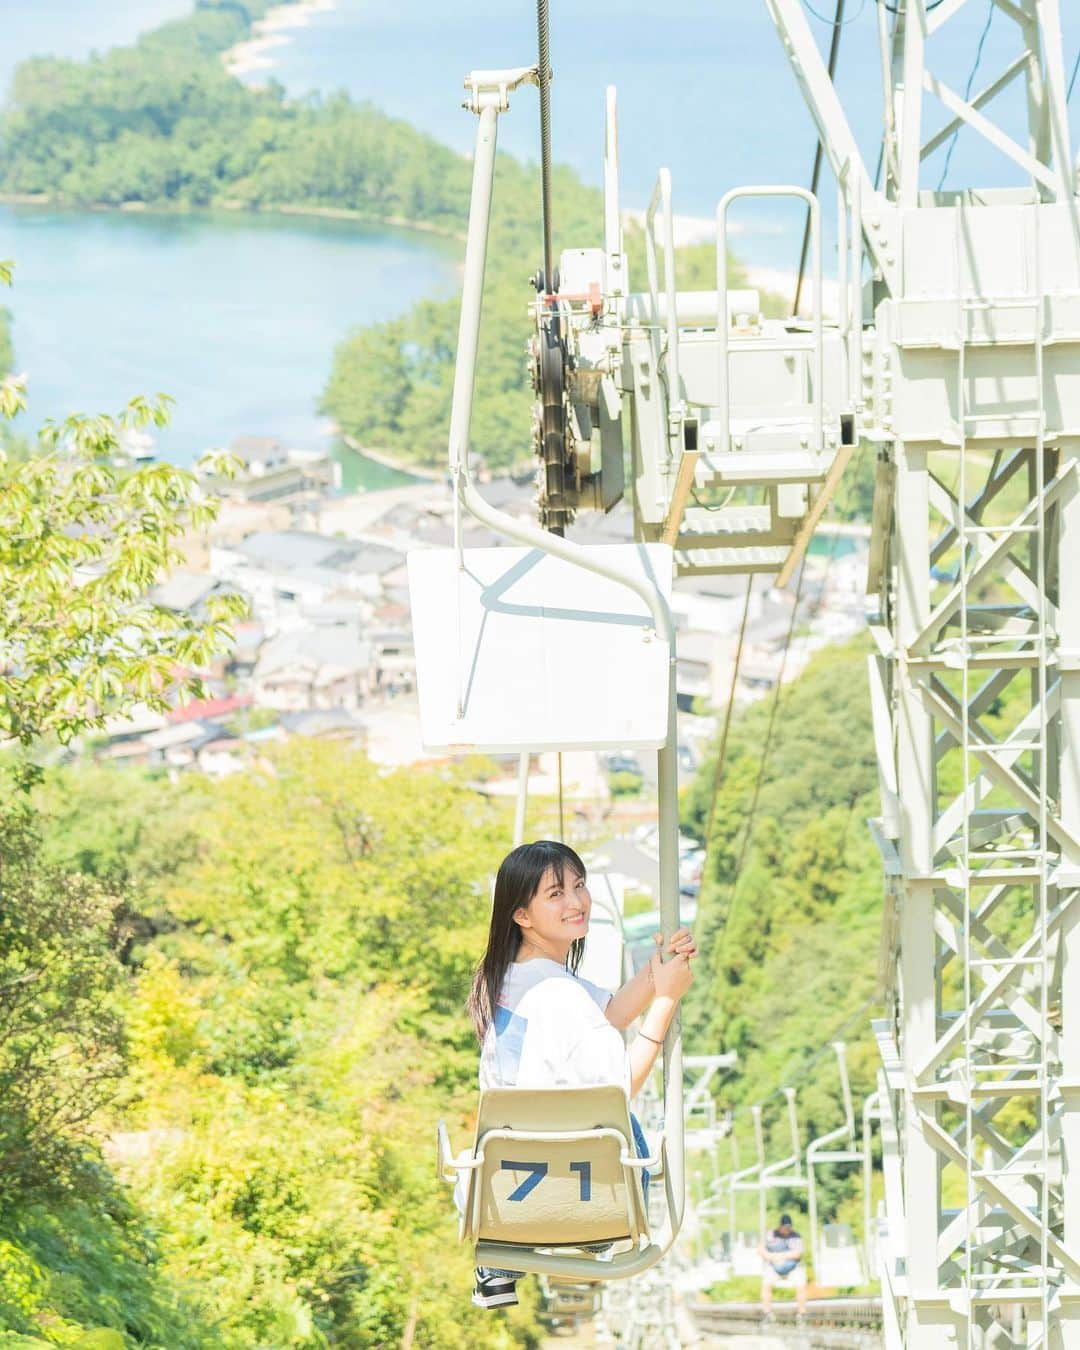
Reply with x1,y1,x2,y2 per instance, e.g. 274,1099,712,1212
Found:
408,544,673,753
732,1230,763,1277
817,1222,865,1288
440,1085,663,1261
545,1284,600,1315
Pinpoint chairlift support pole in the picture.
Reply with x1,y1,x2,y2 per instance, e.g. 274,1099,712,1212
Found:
726,1110,767,1271
758,1088,807,1239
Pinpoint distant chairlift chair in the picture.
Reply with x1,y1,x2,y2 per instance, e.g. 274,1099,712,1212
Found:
728,1109,768,1279
806,1043,867,1289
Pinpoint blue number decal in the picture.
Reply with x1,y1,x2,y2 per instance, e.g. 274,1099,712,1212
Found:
501,1160,548,1202
570,1160,592,1202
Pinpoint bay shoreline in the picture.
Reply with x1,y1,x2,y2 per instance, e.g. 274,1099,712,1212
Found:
0,192,466,244
221,0,340,82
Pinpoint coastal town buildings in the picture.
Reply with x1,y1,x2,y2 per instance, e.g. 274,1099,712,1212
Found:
91,452,868,786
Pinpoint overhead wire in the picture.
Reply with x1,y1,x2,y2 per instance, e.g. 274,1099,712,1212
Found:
713,556,809,959
937,0,995,191
535,0,554,291
534,0,565,812
1068,47,1080,102
727,995,879,1125
689,484,737,513
710,523,846,959
802,0,865,25
877,0,948,11
703,577,754,849
794,0,848,315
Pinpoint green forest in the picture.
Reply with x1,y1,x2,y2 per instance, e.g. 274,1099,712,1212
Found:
683,639,884,1250
3,747,543,1348
0,1,471,229
0,422,545,1347
0,604,887,1348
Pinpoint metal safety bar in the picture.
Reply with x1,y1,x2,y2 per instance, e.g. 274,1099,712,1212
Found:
644,167,683,464
445,67,684,1280
603,85,625,300
806,1044,865,1277
715,186,824,457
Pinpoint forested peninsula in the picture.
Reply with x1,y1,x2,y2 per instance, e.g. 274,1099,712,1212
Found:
0,0,472,229
0,0,754,471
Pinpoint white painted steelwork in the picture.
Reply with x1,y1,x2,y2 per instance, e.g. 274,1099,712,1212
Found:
760,0,1080,1342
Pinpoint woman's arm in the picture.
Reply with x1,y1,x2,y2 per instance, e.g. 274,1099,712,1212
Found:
628,994,679,1097
605,928,697,1031
605,962,653,1031
626,947,694,1096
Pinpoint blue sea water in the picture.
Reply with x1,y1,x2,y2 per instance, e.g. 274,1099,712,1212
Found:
0,2,460,467
0,205,458,464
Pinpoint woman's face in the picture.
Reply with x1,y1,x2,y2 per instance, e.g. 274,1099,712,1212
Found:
514,865,591,953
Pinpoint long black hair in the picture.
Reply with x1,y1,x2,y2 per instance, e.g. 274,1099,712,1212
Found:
467,840,587,1042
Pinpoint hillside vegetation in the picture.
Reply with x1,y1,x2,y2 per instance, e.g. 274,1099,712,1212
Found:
0,1,471,230
0,749,537,1348
682,640,884,1236
0,413,540,1346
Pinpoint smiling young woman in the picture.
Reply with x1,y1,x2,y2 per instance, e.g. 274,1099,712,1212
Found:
463,839,697,1308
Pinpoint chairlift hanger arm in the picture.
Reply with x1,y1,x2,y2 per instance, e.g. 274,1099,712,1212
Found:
446,74,673,644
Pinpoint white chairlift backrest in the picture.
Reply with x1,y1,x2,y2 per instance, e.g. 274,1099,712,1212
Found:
817,1222,865,1288
460,1085,651,1248
407,543,673,753
732,1230,762,1277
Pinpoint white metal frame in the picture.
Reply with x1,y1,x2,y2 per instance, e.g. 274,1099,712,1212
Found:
760,0,1080,1343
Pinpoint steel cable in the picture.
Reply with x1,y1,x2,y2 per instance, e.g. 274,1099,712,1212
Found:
703,577,754,849
794,0,846,316
937,0,994,191
713,556,809,960
536,0,554,292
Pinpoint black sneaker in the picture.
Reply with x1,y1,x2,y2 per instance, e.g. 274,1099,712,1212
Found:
471,1275,518,1309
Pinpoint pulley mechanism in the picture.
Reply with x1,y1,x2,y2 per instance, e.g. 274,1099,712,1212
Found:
530,298,572,534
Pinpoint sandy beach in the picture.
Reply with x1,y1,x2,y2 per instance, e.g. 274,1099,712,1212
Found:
222,0,339,81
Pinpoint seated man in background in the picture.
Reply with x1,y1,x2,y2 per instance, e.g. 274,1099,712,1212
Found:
759,1212,808,1320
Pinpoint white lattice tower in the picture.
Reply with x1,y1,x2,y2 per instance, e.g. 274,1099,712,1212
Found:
761,1,1080,1344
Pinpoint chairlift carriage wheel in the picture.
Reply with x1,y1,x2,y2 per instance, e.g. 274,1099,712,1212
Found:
532,304,573,536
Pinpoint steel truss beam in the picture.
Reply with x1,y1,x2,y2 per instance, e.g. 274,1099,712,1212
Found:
877,433,1080,1347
